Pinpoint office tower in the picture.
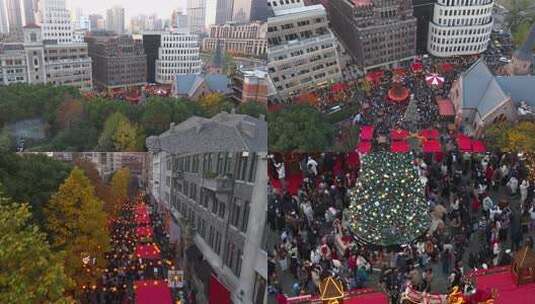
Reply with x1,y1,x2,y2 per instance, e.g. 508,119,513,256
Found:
155,31,201,84
172,9,188,31
267,2,342,98
205,0,233,27
327,0,417,69
234,0,268,22
428,0,494,57
187,0,206,34
0,0,8,33
6,0,23,37
203,21,267,57
106,6,125,34
413,0,435,55
36,0,73,43
89,14,104,30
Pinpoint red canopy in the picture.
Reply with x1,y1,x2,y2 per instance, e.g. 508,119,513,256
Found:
419,129,440,140
392,67,406,77
457,133,472,152
359,125,374,141
423,140,442,153
135,243,161,259
436,98,455,116
472,140,486,153
411,61,424,73
331,82,348,93
440,62,454,73
391,129,410,141
209,275,231,304
136,226,154,238
365,70,384,84
135,280,172,304
391,141,410,153
357,141,372,154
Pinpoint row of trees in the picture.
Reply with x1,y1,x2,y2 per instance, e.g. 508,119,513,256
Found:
0,153,133,301
0,84,267,152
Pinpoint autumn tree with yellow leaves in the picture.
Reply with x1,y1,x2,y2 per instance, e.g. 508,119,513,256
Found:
110,167,132,215
484,121,535,152
44,167,110,295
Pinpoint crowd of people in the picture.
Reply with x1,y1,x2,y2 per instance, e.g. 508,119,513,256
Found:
268,152,535,303
80,193,195,304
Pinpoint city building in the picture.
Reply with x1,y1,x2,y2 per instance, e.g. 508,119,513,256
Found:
171,9,188,31
203,22,267,57
205,0,233,27
233,0,269,22
106,6,125,34
22,0,35,25
36,0,73,44
187,0,206,34
6,0,23,38
146,112,267,304
142,32,162,84
173,73,232,99
450,59,535,136
267,2,342,98
413,0,435,55
231,66,269,103
0,0,8,34
89,14,105,31
0,24,93,90
427,0,494,57
326,0,417,70
155,31,201,84
85,31,147,91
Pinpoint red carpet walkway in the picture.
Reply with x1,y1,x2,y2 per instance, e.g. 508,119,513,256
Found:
476,269,535,304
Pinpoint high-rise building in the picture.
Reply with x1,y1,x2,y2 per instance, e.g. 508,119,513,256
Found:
203,21,267,57
205,0,233,27
171,9,188,31
6,0,23,37
85,31,147,90
36,0,73,44
427,0,494,57
187,0,206,34
0,0,8,33
89,14,104,30
267,2,342,98
142,32,161,83
413,0,435,55
234,0,269,22
155,31,202,84
22,0,35,25
106,6,125,34
146,112,267,304
326,0,417,70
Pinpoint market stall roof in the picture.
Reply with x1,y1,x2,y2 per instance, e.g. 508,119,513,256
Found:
391,140,410,153
472,140,487,153
422,140,442,153
359,125,374,141
419,128,440,140
135,280,172,304
436,98,455,116
135,243,160,260
357,141,372,154
457,133,472,152
390,129,410,141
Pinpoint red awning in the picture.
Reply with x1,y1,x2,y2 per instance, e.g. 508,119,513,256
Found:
360,125,374,141
135,280,172,304
135,243,161,260
419,129,440,140
357,141,372,154
457,133,472,152
391,129,410,141
391,141,410,153
411,62,424,72
423,140,442,153
436,98,455,116
365,70,384,84
331,82,348,93
472,140,486,153
209,275,231,304
440,62,454,73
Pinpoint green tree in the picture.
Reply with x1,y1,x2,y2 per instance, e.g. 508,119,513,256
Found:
141,97,173,135
268,105,335,151
0,153,72,230
45,167,110,291
98,112,143,151
0,127,11,152
237,101,267,118
0,190,73,303
110,167,132,216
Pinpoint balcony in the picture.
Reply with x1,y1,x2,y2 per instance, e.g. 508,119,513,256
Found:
202,172,233,193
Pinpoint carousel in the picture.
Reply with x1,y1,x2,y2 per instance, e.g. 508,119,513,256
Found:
387,76,410,103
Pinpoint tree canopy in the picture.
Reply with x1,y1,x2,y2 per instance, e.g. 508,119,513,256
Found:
484,121,535,152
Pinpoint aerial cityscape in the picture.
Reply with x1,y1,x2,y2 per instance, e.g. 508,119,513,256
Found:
1,0,535,303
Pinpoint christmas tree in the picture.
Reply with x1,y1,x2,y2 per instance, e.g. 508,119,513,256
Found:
346,152,430,247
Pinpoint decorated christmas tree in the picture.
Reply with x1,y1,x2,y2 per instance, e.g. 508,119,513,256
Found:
346,152,431,247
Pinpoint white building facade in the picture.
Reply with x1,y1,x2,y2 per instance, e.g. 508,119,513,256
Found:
428,0,494,57
37,0,73,44
267,3,342,99
155,32,202,84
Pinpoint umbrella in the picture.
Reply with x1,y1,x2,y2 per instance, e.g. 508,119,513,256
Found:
411,61,424,73
425,73,445,86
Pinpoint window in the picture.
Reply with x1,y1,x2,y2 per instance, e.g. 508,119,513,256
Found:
241,202,250,232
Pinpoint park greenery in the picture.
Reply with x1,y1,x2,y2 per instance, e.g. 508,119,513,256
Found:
0,153,135,301
0,84,266,152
